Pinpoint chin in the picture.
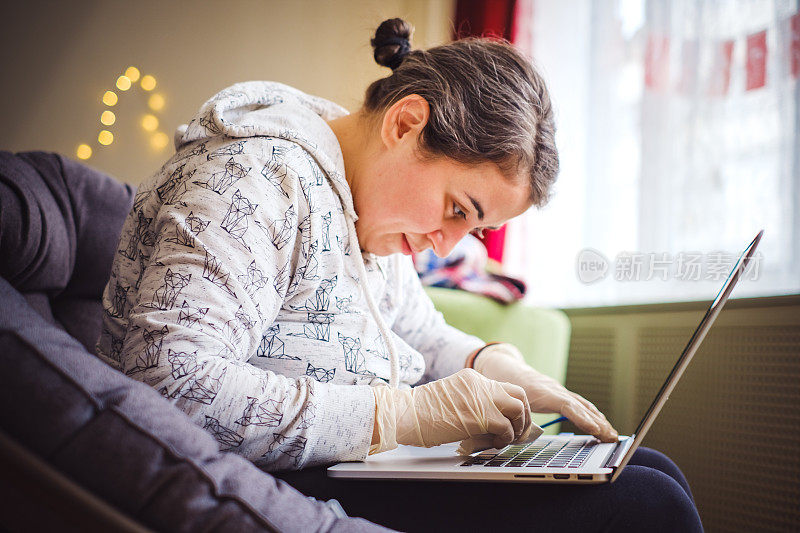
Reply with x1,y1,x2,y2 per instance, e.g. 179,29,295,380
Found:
359,232,413,257
361,240,399,257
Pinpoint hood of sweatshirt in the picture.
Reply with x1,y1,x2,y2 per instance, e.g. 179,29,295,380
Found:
174,81,356,223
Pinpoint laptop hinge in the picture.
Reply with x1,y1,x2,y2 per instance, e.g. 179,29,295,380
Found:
603,436,634,469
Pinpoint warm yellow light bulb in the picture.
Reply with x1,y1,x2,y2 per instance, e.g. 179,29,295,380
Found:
124,66,140,82
100,110,116,126
102,91,118,106
141,114,159,132
98,130,114,145
76,144,92,160
140,74,156,91
151,131,169,150
148,93,165,111
116,75,132,91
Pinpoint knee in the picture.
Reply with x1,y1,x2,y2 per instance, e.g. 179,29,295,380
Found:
631,447,694,500
634,447,680,472
610,466,702,532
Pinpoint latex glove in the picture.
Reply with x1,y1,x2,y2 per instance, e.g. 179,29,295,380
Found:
370,368,533,454
456,421,544,455
473,343,619,442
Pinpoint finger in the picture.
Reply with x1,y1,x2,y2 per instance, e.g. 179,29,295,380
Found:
514,418,534,443
496,382,530,440
492,431,515,450
481,386,517,448
594,414,619,442
591,422,618,443
601,426,619,442
568,394,618,441
562,401,618,442
565,395,616,439
514,419,543,444
562,393,606,427
485,414,515,449
457,434,495,455
500,381,531,437
561,400,601,436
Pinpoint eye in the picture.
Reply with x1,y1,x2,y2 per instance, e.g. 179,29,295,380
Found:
453,202,467,220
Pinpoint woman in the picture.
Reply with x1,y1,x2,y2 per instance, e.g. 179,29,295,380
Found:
98,18,701,531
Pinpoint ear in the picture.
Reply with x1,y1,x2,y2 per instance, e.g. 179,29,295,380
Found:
380,94,430,150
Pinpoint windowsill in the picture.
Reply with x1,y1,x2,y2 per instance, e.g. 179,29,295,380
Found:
560,293,800,316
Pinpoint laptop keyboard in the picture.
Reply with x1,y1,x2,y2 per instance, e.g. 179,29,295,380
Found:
460,438,598,468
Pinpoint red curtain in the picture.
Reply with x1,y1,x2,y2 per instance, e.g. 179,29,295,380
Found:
454,0,516,39
453,0,533,263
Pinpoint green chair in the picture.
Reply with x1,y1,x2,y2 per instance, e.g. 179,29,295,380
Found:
425,286,571,435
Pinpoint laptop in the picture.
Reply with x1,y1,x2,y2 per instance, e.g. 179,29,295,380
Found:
329,230,763,484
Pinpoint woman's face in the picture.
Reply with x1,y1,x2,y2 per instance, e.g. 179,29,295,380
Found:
353,151,532,258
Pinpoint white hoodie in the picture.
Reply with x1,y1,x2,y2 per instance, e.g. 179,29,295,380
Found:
97,81,485,470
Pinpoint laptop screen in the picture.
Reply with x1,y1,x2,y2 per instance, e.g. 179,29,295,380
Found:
609,231,763,481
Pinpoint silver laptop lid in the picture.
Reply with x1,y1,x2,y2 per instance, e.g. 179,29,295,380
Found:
609,230,763,482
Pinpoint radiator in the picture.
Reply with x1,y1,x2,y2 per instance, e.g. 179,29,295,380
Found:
563,297,800,532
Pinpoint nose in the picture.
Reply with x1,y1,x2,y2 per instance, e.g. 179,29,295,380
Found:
426,224,471,258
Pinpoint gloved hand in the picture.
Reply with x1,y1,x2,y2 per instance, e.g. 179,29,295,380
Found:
370,368,534,454
473,343,619,442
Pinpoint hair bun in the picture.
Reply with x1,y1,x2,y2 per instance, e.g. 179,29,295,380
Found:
371,18,413,70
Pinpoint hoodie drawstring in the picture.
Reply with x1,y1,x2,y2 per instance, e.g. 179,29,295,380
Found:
344,214,401,389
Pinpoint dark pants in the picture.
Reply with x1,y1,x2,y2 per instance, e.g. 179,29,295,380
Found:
273,447,703,532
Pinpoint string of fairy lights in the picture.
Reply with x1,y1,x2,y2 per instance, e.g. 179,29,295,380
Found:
76,66,168,160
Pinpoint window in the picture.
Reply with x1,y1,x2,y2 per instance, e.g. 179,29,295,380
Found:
506,0,799,307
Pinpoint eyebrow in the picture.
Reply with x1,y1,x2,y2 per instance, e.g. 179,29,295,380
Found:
467,194,484,221
466,194,501,231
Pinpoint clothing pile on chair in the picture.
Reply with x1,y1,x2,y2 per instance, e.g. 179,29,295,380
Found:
412,234,527,304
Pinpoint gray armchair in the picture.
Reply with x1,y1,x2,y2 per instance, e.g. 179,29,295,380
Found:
0,151,389,533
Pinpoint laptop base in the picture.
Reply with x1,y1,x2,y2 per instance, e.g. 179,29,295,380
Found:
328,438,619,484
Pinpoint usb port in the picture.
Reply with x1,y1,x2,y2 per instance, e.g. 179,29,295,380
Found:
553,474,570,479
578,474,593,480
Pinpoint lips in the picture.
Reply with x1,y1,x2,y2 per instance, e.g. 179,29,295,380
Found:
401,234,413,255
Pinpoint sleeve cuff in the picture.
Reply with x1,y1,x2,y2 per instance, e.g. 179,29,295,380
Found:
302,382,375,467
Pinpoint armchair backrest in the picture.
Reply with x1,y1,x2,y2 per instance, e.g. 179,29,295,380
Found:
0,151,134,352
425,286,571,433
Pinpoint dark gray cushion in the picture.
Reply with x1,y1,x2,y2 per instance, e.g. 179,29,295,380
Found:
0,276,389,532
0,151,135,353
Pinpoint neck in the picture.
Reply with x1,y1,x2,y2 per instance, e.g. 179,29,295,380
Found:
327,110,373,199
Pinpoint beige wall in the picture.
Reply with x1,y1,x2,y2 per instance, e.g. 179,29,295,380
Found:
1,0,454,184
